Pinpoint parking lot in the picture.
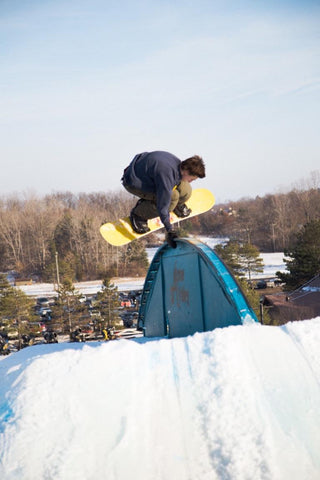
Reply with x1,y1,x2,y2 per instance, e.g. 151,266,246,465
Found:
0,288,143,355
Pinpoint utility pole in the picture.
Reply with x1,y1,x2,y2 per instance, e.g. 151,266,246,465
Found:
55,251,60,289
271,224,276,252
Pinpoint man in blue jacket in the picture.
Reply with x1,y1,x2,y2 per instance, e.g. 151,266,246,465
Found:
121,151,206,247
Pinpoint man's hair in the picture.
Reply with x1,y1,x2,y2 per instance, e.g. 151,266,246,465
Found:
181,155,206,178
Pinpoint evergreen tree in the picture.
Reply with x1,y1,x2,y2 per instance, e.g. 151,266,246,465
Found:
54,213,73,257
95,278,120,328
238,243,264,281
215,241,242,274
120,242,149,276
51,279,87,336
0,274,35,349
215,241,264,280
277,219,320,289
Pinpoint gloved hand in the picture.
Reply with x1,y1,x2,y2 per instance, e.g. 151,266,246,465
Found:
166,229,179,248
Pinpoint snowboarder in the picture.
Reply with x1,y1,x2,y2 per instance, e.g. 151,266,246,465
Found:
121,151,206,247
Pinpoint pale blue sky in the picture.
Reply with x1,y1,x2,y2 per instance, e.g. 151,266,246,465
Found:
1,0,319,202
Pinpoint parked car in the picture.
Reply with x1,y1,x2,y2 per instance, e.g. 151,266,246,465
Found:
120,297,133,308
255,280,267,290
38,307,52,318
36,297,50,307
81,324,94,334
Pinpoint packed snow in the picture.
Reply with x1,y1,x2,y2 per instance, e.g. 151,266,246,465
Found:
2,238,315,480
1,318,320,480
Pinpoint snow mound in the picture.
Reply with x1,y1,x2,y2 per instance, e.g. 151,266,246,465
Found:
1,319,320,480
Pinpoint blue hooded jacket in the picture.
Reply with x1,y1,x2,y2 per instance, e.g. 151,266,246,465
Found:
122,151,182,231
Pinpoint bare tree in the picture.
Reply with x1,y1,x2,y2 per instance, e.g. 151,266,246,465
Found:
0,195,24,270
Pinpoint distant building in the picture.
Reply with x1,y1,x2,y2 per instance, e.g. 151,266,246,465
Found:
262,274,320,324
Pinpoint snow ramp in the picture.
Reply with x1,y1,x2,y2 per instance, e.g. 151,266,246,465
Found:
138,238,258,337
1,319,320,480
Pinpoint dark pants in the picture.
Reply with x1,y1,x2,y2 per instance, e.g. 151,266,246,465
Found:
123,181,192,220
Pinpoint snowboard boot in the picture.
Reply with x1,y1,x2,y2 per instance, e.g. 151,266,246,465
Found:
130,200,150,234
173,203,192,218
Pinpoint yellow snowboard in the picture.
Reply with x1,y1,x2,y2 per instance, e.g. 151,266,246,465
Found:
100,188,215,247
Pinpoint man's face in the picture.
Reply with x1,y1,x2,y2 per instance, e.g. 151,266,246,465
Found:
181,169,198,183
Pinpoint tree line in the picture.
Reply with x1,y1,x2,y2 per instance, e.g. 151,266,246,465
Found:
0,191,149,282
197,170,320,252
0,170,319,283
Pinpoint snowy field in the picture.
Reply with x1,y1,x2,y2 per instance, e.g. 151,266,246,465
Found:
1,318,320,479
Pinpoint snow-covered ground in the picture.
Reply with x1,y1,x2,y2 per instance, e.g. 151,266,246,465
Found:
1,318,320,480
17,278,145,298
